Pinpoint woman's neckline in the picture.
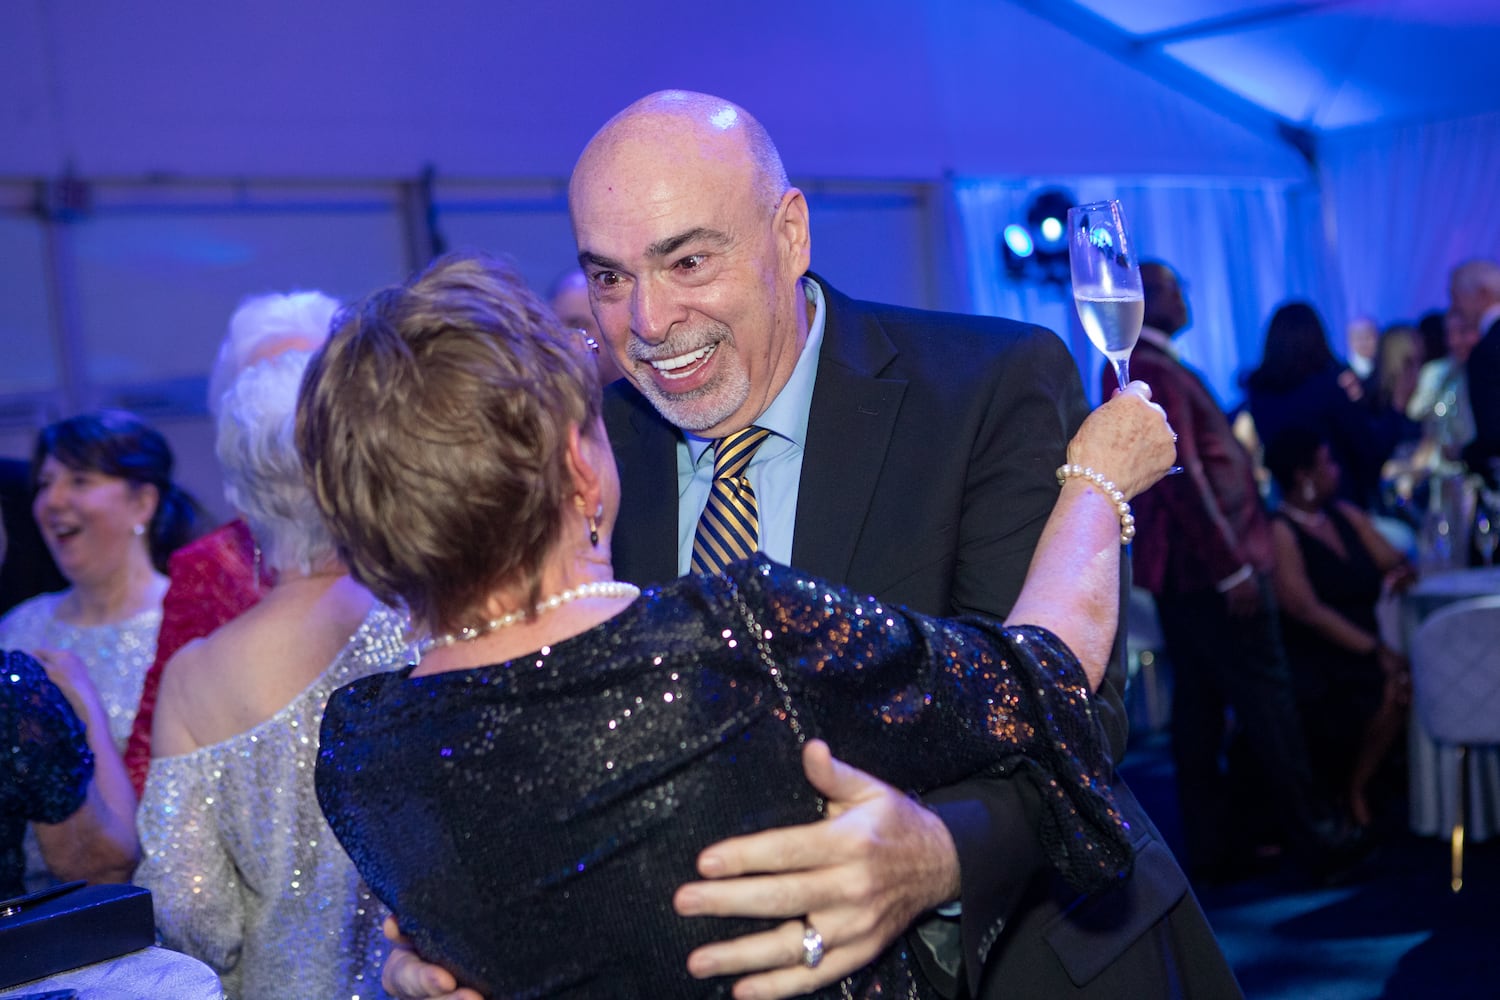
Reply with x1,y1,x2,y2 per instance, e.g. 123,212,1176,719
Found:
407,590,642,680
52,571,169,627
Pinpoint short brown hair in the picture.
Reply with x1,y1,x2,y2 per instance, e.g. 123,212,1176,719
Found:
296,252,602,633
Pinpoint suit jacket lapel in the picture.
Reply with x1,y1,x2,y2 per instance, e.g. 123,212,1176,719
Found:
604,385,682,588
792,278,906,583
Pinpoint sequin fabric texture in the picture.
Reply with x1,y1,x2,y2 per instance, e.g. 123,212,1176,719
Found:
0,649,93,898
125,518,262,795
317,556,1132,999
0,591,160,752
136,602,410,1000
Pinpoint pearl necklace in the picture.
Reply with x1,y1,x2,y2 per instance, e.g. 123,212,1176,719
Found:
419,580,641,654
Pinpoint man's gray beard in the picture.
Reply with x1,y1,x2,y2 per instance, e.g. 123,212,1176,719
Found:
635,365,751,434
626,324,749,433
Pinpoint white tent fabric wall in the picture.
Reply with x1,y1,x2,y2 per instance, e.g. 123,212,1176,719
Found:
1321,110,1500,330
952,175,1332,408
2,0,1497,451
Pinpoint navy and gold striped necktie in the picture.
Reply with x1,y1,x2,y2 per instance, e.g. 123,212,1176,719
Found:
690,426,772,575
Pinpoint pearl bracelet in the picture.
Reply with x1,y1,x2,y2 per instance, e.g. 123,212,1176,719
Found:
1055,464,1136,545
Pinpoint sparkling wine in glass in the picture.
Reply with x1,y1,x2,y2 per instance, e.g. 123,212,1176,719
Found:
1068,200,1144,392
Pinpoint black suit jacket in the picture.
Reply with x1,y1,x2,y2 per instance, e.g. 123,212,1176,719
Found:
1465,317,1500,482
605,276,1202,996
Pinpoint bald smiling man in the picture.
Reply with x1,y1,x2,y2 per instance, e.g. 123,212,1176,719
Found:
385,91,1240,1000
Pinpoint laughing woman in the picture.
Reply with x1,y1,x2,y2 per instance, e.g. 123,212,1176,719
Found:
0,411,202,888
0,410,205,754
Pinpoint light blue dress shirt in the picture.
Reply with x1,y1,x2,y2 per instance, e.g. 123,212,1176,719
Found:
676,278,826,574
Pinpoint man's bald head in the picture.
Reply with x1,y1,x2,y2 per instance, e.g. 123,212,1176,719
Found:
1450,258,1500,332
570,91,789,220
565,91,813,437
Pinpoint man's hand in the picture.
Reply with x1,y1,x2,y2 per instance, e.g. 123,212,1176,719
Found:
673,740,959,1000
380,916,485,1000
1384,562,1419,595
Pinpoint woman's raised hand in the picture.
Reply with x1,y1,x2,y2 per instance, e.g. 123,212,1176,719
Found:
1066,381,1177,501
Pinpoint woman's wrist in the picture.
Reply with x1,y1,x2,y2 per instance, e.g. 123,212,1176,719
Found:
1055,464,1135,545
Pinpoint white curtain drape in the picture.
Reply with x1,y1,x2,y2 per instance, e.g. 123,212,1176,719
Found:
1321,110,1500,328
949,176,1332,408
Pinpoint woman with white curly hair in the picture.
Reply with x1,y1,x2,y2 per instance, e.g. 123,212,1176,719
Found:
123,289,343,794
136,349,410,1000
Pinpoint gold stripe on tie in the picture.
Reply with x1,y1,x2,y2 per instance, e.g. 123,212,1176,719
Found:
691,426,772,575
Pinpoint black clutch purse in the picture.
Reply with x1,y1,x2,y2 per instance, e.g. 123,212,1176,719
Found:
0,881,155,989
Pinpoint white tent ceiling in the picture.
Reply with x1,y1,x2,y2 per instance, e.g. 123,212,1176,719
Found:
1053,0,1500,132
4,1,1494,184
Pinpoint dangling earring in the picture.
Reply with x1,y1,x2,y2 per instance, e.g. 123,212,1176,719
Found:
588,504,602,547
132,523,146,537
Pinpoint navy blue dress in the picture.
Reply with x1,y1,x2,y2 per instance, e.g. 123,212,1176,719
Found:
1249,367,1404,509
0,649,93,898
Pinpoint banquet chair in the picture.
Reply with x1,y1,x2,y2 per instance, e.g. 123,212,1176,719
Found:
1409,593,1500,892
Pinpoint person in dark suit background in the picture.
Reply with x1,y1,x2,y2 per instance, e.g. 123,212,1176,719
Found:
1452,259,1500,482
1123,262,1355,881
548,266,624,386
386,90,1238,1000
0,457,66,615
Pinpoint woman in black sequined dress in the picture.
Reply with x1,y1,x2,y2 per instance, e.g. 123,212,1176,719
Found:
299,253,1178,999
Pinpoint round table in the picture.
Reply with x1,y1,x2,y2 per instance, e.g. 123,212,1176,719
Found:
1402,565,1500,626
0,947,222,1000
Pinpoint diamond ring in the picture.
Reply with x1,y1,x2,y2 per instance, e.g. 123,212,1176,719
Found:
801,921,825,969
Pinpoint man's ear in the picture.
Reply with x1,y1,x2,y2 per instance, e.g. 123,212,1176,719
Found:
774,187,812,280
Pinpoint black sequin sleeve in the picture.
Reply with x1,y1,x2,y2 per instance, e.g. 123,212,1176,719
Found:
1,649,94,896
726,558,1132,892
1,649,93,821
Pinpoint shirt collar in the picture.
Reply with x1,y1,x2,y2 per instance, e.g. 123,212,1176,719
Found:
1138,325,1180,359
686,277,825,463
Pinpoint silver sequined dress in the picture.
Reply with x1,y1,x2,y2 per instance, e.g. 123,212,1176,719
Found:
0,590,160,751
137,602,410,1000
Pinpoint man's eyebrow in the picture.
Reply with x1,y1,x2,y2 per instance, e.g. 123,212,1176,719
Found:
646,227,732,259
577,250,625,271
578,228,733,271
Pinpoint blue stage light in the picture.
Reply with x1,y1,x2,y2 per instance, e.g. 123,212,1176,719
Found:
1028,188,1074,253
1003,223,1034,258
999,187,1076,285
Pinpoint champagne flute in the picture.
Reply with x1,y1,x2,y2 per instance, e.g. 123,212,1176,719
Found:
1068,199,1144,393
1067,199,1180,475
